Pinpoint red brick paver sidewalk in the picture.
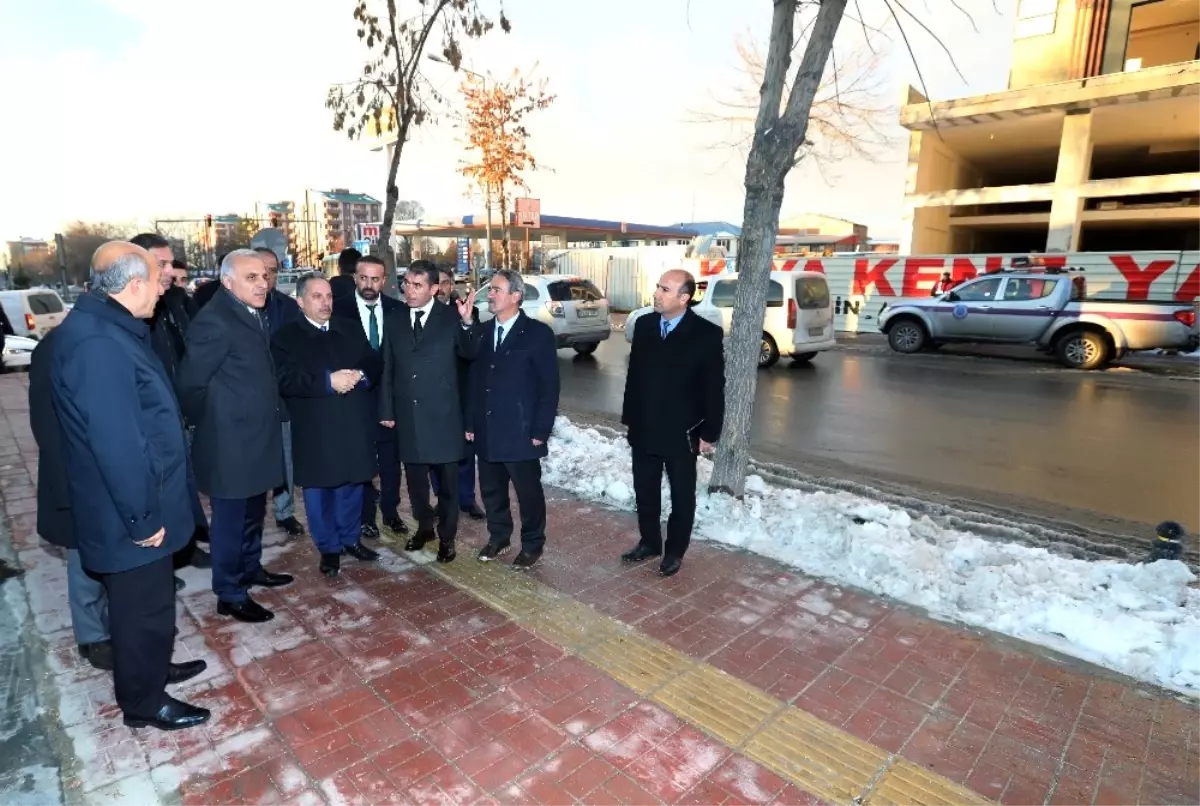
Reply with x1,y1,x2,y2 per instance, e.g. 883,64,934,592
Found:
1,374,1196,806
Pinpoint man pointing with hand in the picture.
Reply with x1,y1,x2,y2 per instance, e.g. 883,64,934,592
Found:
379,260,479,563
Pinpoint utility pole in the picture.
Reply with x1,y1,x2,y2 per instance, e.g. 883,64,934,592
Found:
53,233,69,292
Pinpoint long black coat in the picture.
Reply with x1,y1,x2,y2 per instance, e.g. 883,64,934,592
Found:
176,287,284,499
48,295,193,573
332,292,400,395
467,313,560,463
379,301,479,464
28,328,74,548
263,288,301,422
271,317,378,489
622,309,725,457
148,286,191,386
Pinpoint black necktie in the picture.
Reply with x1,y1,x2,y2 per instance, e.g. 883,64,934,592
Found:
413,309,425,338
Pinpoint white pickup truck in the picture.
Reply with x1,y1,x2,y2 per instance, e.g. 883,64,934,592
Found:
878,269,1199,370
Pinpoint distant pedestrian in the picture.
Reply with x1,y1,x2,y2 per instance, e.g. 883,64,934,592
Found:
177,249,293,624
48,241,209,731
330,247,361,300
620,270,724,577
273,275,380,577
468,270,560,568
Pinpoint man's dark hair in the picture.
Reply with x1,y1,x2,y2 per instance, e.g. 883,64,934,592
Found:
406,259,439,287
357,255,386,271
130,232,171,251
338,247,362,276
171,258,187,270
679,273,696,300
253,246,280,265
439,267,455,281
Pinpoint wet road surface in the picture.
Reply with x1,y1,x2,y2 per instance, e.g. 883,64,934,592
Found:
554,335,1200,535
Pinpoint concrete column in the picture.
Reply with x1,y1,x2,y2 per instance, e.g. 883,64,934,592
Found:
1046,111,1093,252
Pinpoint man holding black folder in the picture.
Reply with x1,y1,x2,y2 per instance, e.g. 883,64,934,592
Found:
620,269,725,578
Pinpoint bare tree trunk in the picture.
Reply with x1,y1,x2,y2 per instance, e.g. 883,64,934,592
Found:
499,187,512,270
708,0,848,497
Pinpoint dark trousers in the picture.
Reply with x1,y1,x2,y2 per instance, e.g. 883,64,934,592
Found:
631,449,697,559
478,458,547,552
405,462,458,540
363,426,401,525
305,485,365,555
429,441,478,508
209,493,267,603
99,555,174,718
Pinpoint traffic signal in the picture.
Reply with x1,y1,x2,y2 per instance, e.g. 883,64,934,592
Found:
205,215,213,228
270,214,280,228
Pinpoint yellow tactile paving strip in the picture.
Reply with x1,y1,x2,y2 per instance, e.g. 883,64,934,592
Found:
429,558,991,806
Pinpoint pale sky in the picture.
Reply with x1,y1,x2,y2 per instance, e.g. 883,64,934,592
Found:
0,0,1017,242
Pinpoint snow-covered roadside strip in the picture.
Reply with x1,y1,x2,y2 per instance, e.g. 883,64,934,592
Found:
542,417,1200,696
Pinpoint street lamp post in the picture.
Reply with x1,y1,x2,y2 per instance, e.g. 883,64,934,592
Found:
430,54,492,286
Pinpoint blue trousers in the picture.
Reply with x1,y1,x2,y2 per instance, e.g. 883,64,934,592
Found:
209,493,267,603
67,548,109,645
304,485,364,555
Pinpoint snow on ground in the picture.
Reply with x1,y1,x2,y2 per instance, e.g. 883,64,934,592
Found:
543,417,1200,695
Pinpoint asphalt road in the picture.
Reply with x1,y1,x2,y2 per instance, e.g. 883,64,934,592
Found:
554,332,1200,543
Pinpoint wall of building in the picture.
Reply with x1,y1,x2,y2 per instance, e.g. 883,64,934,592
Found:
1127,20,1200,67
1009,0,1080,89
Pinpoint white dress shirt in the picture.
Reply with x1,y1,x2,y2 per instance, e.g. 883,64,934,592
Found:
355,293,385,342
493,314,518,350
410,299,435,329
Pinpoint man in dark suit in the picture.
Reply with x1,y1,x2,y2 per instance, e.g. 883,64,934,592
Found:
30,327,113,671
467,270,560,568
329,247,360,300
273,274,381,577
621,269,724,577
332,254,407,539
379,260,478,562
131,233,211,574
254,247,306,538
49,241,208,731
431,266,485,519
177,249,293,623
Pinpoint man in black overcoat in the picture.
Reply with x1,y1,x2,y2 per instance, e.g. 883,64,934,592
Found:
332,255,406,539
272,275,380,578
378,260,478,562
621,269,725,578
176,249,292,623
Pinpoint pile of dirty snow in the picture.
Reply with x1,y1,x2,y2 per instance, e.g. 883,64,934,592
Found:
542,417,1200,694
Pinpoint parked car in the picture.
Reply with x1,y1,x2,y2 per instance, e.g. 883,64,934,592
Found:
625,271,837,368
0,289,69,340
2,335,37,371
475,274,611,354
878,269,1200,370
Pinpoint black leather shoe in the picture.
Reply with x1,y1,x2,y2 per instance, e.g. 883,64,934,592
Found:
343,542,380,562
174,576,185,592
477,542,511,562
251,568,294,588
436,540,457,564
405,529,436,552
80,641,114,671
167,659,207,685
319,553,341,578
621,544,659,563
361,523,380,540
276,516,306,537
511,549,542,569
189,547,211,569
382,516,409,535
216,598,275,623
123,696,211,731
658,556,682,577
461,504,486,521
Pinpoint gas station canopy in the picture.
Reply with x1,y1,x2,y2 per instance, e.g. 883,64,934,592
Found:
390,213,697,245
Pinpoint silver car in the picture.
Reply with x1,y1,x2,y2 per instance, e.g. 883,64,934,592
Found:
476,274,612,354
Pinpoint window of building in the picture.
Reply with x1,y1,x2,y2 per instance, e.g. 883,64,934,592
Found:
1014,0,1057,39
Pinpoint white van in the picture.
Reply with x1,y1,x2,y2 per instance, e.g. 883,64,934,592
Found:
0,289,69,340
625,270,835,367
